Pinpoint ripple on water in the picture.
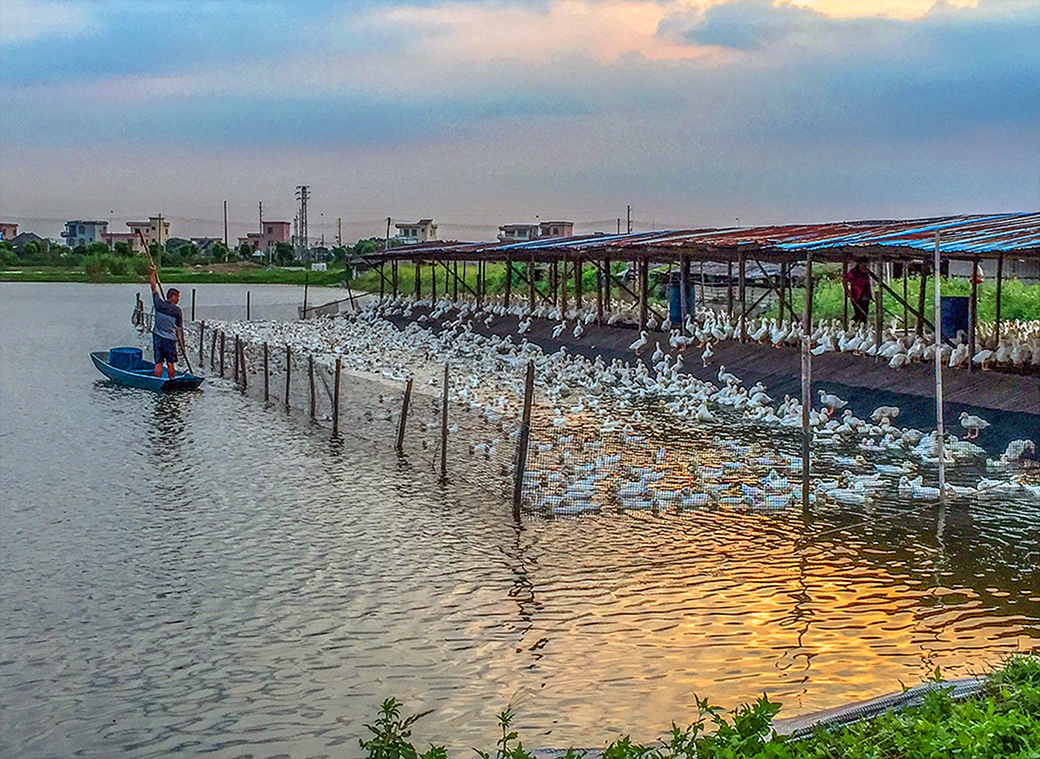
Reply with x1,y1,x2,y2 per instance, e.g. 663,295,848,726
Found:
1,284,1038,755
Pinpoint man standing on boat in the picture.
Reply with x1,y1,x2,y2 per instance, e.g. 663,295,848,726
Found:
150,266,183,378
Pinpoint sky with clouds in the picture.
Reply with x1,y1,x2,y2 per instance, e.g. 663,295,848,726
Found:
1,0,1037,244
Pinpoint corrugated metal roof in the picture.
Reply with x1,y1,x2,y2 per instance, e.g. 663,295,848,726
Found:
370,213,1040,260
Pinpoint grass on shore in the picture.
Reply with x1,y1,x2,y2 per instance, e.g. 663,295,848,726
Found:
0,264,348,286
361,656,1040,759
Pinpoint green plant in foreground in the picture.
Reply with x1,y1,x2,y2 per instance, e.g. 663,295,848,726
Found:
360,697,445,759
360,656,1040,758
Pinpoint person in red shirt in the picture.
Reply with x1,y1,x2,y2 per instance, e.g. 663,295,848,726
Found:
844,257,872,324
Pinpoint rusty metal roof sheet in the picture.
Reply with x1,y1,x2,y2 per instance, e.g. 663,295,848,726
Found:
371,213,1040,260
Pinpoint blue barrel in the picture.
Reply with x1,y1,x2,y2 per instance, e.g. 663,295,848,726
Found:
940,296,969,342
669,271,695,325
109,346,142,369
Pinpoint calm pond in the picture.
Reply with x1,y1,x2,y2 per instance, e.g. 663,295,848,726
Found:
1,282,1037,757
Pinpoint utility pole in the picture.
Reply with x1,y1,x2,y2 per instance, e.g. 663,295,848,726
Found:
626,205,632,234
337,217,342,246
295,186,310,262
223,200,228,246
385,216,391,250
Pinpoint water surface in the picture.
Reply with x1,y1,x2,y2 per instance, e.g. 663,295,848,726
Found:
1,283,1037,757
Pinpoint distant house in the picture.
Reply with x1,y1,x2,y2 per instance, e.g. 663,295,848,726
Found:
538,221,573,238
498,223,540,243
126,216,171,247
0,222,18,241
103,231,145,253
61,220,109,248
9,231,47,253
395,219,438,244
238,221,291,252
497,220,574,242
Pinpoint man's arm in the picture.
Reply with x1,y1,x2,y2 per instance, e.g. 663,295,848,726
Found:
149,266,158,294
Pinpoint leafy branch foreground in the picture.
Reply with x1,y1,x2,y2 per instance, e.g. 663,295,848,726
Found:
361,656,1040,759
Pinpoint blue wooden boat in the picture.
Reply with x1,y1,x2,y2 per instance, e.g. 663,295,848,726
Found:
91,347,204,391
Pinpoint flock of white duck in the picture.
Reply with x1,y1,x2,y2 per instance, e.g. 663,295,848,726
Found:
200,296,1039,518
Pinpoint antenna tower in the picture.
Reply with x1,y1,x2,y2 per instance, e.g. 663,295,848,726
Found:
296,185,310,261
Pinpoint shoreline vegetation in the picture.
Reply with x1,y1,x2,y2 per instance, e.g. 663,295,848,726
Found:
361,656,1039,759
2,258,1039,323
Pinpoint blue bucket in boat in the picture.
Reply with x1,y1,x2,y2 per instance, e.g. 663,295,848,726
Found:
109,346,142,370
940,296,969,342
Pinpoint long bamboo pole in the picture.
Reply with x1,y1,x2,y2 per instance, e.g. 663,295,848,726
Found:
934,233,946,502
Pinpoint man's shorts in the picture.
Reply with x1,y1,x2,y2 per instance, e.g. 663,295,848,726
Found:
153,334,178,365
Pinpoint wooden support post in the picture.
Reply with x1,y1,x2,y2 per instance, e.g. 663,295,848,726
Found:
969,258,979,373
220,332,226,377
842,259,849,330
504,258,512,308
726,260,734,317
512,362,535,522
379,262,385,299
453,260,459,302
575,258,583,312
233,335,239,381
777,262,786,324
902,262,909,334
246,290,251,320
738,252,747,341
332,357,341,436
308,353,316,420
440,363,449,481
528,258,536,311
414,260,421,300
933,233,946,501
550,261,558,309
917,261,928,337
560,255,569,316
801,251,814,514
191,288,196,321
596,258,604,324
994,252,1004,348
603,255,611,316
199,321,205,364
874,260,884,359
284,345,291,409
210,327,217,369
263,342,269,404
431,262,437,302
639,256,649,329
392,259,398,299
680,256,691,323
396,377,413,452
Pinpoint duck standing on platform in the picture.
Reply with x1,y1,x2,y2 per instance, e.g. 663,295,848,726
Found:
959,412,991,440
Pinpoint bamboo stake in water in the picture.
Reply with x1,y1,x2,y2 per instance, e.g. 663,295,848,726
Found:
284,345,291,409
512,362,536,522
308,354,316,421
934,232,946,501
396,378,413,453
440,364,449,481
247,290,251,320
263,342,269,404
220,332,226,377
239,340,247,390
199,321,205,364
333,357,342,436
210,327,217,369
801,252,814,514
233,335,239,382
